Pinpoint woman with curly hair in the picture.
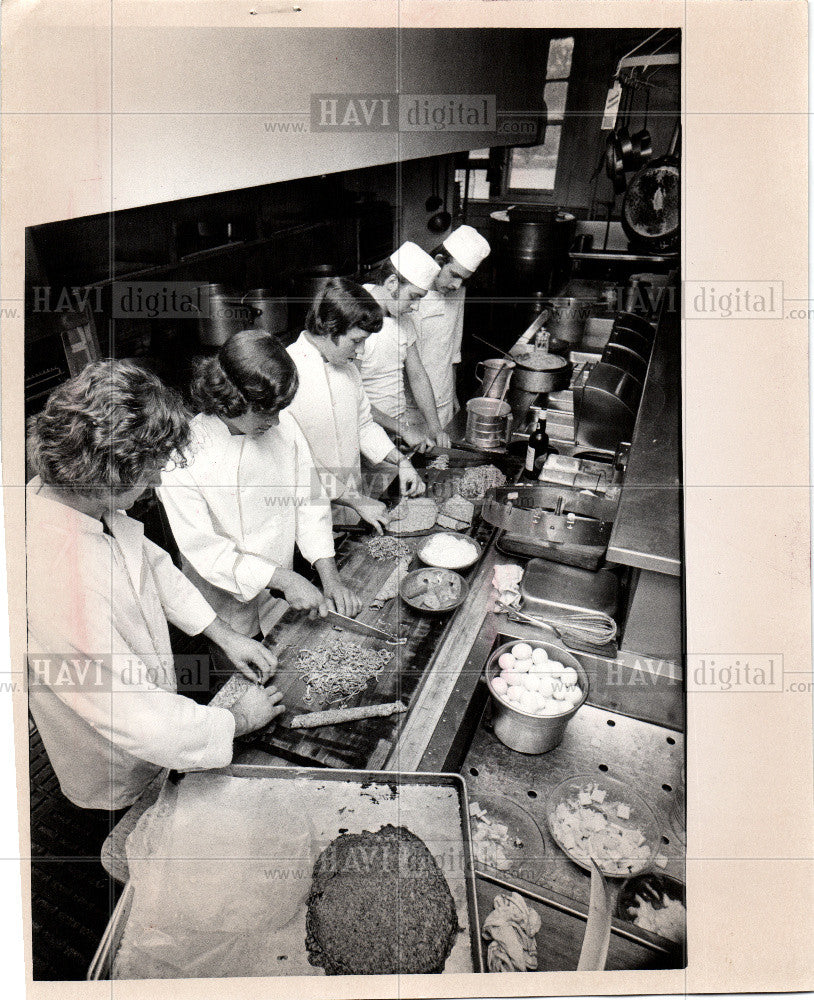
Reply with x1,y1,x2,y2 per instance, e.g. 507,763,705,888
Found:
26,359,283,812
157,329,362,638
286,277,425,534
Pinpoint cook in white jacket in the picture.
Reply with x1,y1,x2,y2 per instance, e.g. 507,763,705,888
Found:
286,277,425,534
158,330,362,637
26,360,282,811
359,241,452,452
405,225,491,426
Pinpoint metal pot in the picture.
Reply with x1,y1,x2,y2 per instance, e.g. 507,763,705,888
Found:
476,358,515,398
194,284,259,347
512,352,571,394
242,288,288,335
539,297,597,349
485,640,589,754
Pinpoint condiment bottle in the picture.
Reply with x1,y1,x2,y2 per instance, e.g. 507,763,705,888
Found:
523,406,549,480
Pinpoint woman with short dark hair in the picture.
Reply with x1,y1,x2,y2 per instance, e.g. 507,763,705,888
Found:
158,329,362,636
26,359,282,812
286,278,424,533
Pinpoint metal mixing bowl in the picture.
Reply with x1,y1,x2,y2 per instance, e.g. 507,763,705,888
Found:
485,639,589,754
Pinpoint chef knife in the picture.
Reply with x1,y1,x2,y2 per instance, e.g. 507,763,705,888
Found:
326,609,406,644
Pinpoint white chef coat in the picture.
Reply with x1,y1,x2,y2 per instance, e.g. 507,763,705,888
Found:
25,485,235,811
286,332,394,500
359,284,417,423
405,286,465,427
157,411,335,636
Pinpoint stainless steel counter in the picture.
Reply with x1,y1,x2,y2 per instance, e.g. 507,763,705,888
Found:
606,310,682,576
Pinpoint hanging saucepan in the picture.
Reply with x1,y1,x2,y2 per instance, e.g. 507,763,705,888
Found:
604,133,627,195
629,129,652,168
427,160,452,233
622,124,680,253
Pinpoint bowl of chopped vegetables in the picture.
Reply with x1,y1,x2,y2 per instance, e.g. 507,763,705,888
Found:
400,567,468,614
545,774,661,879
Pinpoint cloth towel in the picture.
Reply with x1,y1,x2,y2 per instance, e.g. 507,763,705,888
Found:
481,891,542,972
492,564,524,609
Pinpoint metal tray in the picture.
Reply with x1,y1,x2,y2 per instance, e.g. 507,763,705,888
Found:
88,766,484,979
521,558,620,617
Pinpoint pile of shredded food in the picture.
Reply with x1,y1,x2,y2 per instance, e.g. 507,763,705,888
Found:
296,642,393,706
365,536,416,561
456,464,506,500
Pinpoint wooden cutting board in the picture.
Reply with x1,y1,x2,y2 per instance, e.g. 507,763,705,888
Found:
243,539,460,769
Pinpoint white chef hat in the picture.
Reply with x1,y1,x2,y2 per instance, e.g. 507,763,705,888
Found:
443,225,491,272
389,241,440,292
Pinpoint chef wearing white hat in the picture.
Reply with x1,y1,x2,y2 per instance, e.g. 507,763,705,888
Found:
405,225,491,426
360,242,451,451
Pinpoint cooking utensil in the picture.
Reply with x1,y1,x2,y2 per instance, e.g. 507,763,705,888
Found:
325,609,406,644
622,123,680,252
484,639,589,754
545,773,662,971
476,358,515,399
504,608,618,656
511,351,571,394
521,558,619,618
579,854,615,971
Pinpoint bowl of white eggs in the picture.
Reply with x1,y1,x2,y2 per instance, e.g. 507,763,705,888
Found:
485,639,589,754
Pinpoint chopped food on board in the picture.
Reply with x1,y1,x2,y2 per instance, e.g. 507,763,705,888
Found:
296,642,393,706
455,465,506,500
365,535,416,561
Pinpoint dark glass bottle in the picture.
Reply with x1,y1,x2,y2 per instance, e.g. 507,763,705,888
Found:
523,408,549,480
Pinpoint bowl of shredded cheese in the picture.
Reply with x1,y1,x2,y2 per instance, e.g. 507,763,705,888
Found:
417,531,481,570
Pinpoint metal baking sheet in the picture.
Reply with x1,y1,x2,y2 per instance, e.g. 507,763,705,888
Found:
90,767,483,979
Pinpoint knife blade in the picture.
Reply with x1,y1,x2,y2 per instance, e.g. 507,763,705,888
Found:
326,610,406,644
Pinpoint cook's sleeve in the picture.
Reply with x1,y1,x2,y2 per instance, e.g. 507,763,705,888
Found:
30,580,235,772
157,470,277,605
143,536,218,635
452,292,466,365
354,369,396,466
291,425,336,565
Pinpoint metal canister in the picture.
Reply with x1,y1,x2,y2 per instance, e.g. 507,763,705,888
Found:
465,397,513,450
485,640,589,754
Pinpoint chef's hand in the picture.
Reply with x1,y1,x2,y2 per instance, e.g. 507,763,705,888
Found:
399,424,435,453
203,619,278,683
398,460,425,498
324,581,363,618
349,494,390,535
228,683,285,737
270,567,329,617
431,429,452,450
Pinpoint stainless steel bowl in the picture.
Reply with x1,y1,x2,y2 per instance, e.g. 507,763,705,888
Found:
485,639,589,754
